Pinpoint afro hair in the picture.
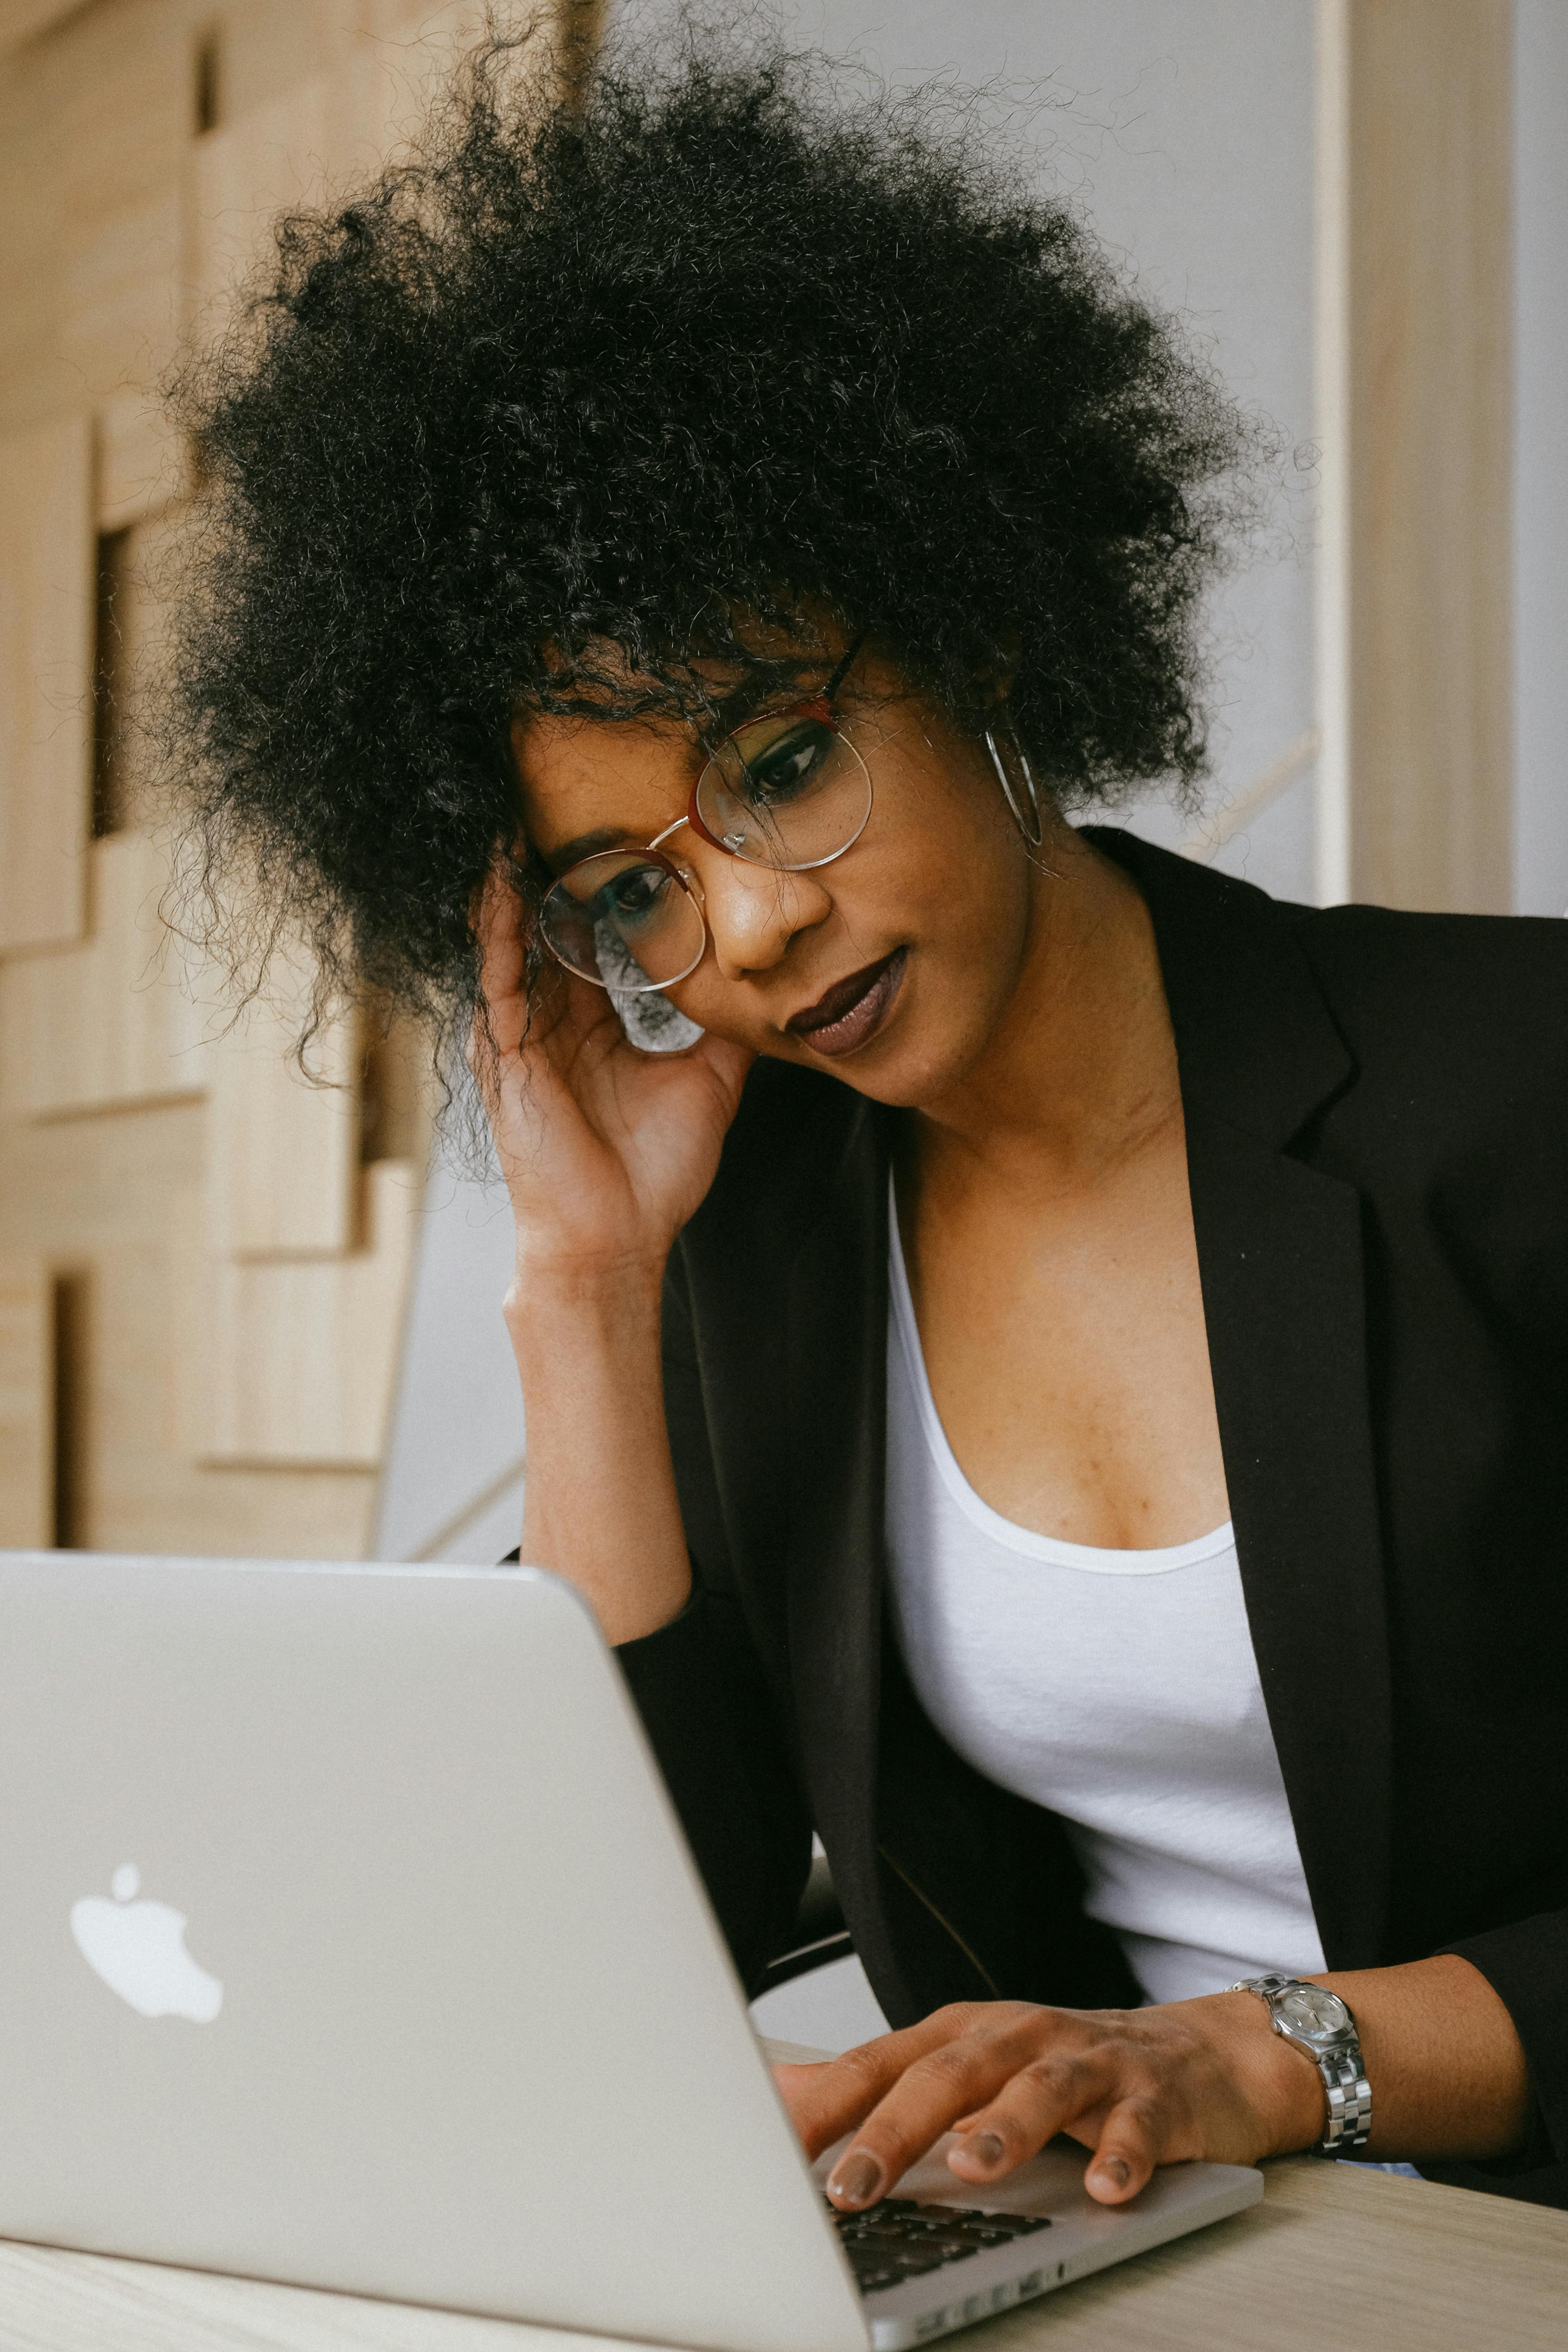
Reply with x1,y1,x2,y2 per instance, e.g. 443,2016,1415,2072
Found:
167,14,1256,1042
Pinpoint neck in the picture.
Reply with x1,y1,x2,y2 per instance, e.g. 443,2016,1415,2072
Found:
908,822,1180,1196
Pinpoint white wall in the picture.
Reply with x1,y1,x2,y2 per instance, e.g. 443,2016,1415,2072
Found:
374,1120,525,1566
618,0,1322,902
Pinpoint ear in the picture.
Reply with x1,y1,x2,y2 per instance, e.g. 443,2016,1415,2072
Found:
973,627,1022,710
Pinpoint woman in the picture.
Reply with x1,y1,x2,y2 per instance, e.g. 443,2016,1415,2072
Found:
173,33,1567,2210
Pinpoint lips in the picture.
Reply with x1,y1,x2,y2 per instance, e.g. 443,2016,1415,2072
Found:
785,948,907,1058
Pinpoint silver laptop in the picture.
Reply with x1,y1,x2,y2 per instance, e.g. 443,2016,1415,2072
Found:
0,1551,1261,2351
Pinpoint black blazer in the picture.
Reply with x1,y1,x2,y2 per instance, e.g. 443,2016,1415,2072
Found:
611,828,1568,2204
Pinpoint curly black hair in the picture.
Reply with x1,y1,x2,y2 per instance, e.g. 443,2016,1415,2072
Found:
167,13,1255,1040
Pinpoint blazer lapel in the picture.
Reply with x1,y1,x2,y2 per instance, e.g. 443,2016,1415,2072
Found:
778,1108,1061,2022
1100,831,1395,1970
1184,1106,1393,1967
780,1098,927,2010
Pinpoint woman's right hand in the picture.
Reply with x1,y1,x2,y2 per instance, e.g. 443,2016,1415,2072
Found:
470,861,754,1286
470,862,752,1641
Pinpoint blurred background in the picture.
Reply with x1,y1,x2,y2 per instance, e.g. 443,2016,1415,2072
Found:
0,0,1564,1589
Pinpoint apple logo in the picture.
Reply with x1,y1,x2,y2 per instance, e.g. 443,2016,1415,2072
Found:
70,1863,224,2022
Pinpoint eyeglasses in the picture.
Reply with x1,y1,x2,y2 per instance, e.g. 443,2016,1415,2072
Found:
537,639,871,995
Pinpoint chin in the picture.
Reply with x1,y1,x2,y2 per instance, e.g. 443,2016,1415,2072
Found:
805,1009,979,1110
843,1050,967,1110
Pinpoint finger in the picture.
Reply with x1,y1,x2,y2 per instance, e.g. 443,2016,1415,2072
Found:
687,1029,756,1116
821,2016,1050,2209
785,2008,989,2161
475,855,529,990
943,2042,1120,2187
1081,2094,1161,2203
471,859,534,1060
475,914,614,1094
771,2059,832,2126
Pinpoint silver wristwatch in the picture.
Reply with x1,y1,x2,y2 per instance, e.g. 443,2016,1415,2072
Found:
1230,1973,1371,2156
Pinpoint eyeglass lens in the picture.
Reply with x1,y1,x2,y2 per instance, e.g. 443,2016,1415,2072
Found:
695,708,871,870
539,705,872,992
538,849,707,994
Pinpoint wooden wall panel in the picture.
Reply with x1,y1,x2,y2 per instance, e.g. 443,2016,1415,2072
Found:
65,187,186,411
1318,0,1513,913
190,73,357,338
53,0,190,406
0,412,93,952
202,1158,422,1466
0,1254,51,1547
98,392,187,535
206,976,360,1259
188,4,505,342
349,0,506,159
0,1103,379,1557
91,508,181,836
0,0,513,1563
0,830,207,1118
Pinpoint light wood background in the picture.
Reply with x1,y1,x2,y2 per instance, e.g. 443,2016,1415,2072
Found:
0,1,1524,1560
1316,0,1516,911
0,0,570,1559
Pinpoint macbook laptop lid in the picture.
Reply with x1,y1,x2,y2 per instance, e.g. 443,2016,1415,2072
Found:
0,1553,867,2352
0,1551,1260,2352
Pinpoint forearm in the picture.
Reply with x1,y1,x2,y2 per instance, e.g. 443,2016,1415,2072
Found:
1220,1954,1531,2165
507,1259,693,1645
1306,1953,1531,2163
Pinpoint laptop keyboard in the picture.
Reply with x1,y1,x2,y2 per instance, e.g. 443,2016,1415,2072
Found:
828,2196,1052,2295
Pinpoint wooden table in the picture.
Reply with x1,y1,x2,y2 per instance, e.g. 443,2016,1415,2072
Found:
1,2041,1563,2352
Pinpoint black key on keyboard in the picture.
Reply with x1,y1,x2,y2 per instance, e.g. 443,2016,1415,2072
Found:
828,2196,1052,2296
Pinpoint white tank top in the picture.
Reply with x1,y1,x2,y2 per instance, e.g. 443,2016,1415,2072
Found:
884,1189,1326,2004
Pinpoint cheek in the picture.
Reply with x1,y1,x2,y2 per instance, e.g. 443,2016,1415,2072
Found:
882,815,1028,970
658,959,772,1046
869,735,1024,931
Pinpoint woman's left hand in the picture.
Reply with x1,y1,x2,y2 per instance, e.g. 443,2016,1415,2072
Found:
774,1994,1321,2209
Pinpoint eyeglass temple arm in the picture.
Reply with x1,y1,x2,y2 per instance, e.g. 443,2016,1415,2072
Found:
825,630,868,704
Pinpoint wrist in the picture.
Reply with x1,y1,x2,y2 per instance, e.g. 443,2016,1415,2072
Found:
506,1248,668,1329
1215,1988,1328,2156
503,1254,670,1457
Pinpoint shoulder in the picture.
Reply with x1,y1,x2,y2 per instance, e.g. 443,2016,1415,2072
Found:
1285,899,1568,1136
1090,826,1568,1134
1288,896,1568,1039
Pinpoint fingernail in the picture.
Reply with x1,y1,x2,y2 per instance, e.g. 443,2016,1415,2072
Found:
1093,2156,1130,2189
827,2150,884,2208
955,2130,1006,2170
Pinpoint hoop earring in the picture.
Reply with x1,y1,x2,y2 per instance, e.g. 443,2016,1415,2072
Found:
982,714,1044,847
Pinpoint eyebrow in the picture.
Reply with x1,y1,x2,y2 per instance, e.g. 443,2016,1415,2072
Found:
707,669,799,738
707,634,860,735
536,639,864,876
539,824,635,876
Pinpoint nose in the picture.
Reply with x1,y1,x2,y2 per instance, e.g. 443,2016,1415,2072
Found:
694,851,833,981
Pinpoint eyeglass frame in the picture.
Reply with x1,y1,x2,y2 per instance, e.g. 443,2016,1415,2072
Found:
537,633,871,993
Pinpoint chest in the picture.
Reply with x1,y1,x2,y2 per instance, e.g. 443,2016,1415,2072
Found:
895,1133,1229,1549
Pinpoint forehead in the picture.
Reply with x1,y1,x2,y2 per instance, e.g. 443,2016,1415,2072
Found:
512,709,704,868
512,639,846,867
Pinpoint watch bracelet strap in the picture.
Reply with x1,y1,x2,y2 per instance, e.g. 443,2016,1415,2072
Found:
1230,1974,1372,2156
1316,2046,1373,2155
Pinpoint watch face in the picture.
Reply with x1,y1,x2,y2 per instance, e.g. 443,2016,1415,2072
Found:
1275,1985,1348,2040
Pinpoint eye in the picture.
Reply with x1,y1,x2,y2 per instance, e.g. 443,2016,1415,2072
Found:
742,717,834,804
599,864,671,926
